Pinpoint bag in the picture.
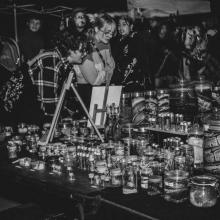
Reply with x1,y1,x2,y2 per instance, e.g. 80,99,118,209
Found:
0,37,20,72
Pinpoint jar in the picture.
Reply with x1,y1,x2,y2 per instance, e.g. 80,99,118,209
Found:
181,144,194,175
174,156,186,171
131,92,146,125
164,170,189,203
140,167,153,190
147,175,162,196
145,90,157,116
122,163,138,194
114,142,125,156
169,79,197,121
120,92,132,125
190,175,219,207
187,124,204,169
7,141,17,159
194,76,212,114
157,89,170,115
111,168,122,186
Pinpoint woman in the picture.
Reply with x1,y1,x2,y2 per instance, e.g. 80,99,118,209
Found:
111,15,144,92
75,13,116,114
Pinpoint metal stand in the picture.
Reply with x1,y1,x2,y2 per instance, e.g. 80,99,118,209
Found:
38,70,104,145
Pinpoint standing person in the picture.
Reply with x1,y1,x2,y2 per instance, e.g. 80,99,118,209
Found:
111,15,144,92
68,8,91,38
75,13,116,114
0,39,43,126
28,33,90,122
19,14,45,62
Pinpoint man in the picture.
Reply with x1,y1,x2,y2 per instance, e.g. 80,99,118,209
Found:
19,15,45,62
28,32,89,122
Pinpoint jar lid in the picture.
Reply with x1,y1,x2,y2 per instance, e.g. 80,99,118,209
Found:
165,170,189,180
96,160,107,167
96,165,107,174
121,93,131,99
145,90,156,96
148,175,162,183
111,168,122,176
191,175,218,186
131,92,145,98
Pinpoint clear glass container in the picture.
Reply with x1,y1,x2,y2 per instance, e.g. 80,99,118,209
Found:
190,175,219,207
120,92,132,125
140,167,153,191
111,168,122,186
169,79,197,121
194,76,213,114
187,124,204,169
122,163,138,194
147,175,162,196
164,170,189,203
145,90,157,116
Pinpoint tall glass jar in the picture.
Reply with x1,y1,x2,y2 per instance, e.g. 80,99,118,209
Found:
169,79,197,122
194,76,213,114
187,124,204,170
120,92,132,125
164,170,189,203
131,92,146,125
190,175,219,207
122,162,138,194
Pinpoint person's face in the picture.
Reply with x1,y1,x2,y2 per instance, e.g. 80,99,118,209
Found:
159,25,167,39
118,19,131,37
28,19,41,32
67,45,87,64
74,12,86,29
96,23,116,44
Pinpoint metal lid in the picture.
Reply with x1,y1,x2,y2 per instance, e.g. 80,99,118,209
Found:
165,170,189,180
191,175,217,186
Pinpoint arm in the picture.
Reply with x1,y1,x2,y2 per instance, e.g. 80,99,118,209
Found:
79,59,106,85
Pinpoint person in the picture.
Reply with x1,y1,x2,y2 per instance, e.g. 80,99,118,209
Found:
75,13,116,114
0,39,43,126
111,15,144,92
28,32,90,122
68,8,91,38
19,14,45,62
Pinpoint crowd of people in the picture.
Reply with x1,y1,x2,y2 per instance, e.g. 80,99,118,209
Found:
0,8,220,127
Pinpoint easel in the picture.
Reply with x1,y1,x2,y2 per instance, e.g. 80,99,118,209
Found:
92,81,110,127
38,70,104,145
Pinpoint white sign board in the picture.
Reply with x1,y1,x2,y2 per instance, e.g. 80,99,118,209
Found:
88,86,122,127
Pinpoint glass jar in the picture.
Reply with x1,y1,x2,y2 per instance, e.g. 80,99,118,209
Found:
120,92,132,125
122,162,138,194
174,156,186,171
145,90,157,116
157,89,170,115
169,79,197,121
164,170,189,203
181,144,194,175
131,92,146,125
111,168,122,186
190,175,219,207
194,76,213,114
140,167,153,191
187,124,204,169
7,141,17,159
147,175,162,196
